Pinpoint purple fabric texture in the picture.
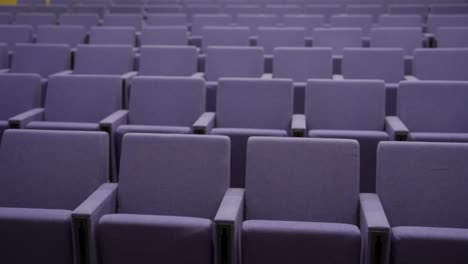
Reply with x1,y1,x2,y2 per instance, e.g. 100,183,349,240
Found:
236,14,278,34
413,48,468,81
89,26,136,46
59,13,99,30
0,25,33,50
330,14,373,35
118,134,229,218
273,47,333,81
436,27,468,47
74,44,134,75
102,14,142,30
42,75,122,123
0,73,42,120
390,226,468,264
138,45,198,76
426,14,468,34
377,141,468,228
282,14,325,35
397,81,468,140
11,43,70,78
201,26,250,50
0,129,108,210
245,137,360,224
140,26,188,45
257,27,306,54
191,14,232,36
313,28,363,55
15,12,56,28
342,48,404,83
370,27,422,56
145,13,187,26
0,43,8,69
377,14,422,27
242,220,361,264
204,46,264,81
36,25,87,48
98,214,213,264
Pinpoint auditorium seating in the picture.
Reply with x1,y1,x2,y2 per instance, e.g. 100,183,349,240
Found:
59,13,100,30
200,26,250,50
36,25,87,47
14,12,56,28
0,43,7,69
413,48,468,81
140,25,188,45
0,129,109,264
436,27,468,47
0,25,33,50
145,13,187,26
138,45,198,76
191,13,232,36
377,14,422,27
102,13,142,30
89,26,136,45
73,44,134,75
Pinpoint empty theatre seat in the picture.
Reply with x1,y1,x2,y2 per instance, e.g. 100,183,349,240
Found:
36,25,87,48
138,45,198,76
59,13,100,30
140,26,188,45
89,26,136,46
0,13,12,24
114,76,206,166
73,44,134,75
200,26,250,50
388,4,427,16
70,4,106,18
241,137,362,264
93,134,240,264
108,4,143,14
264,4,302,16
236,14,278,35
191,13,232,36
305,4,345,22
370,27,422,56
271,47,333,113
413,48,468,81
203,46,265,110
377,14,422,27
146,4,182,13
295,79,405,192
33,4,68,16
313,28,363,56
257,26,306,54
0,74,42,143
426,14,468,34
0,25,33,50
281,14,325,36
430,3,468,14
436,27,468,47
145,13,187,26
346,4,384,22
330,14,373,35
102,13,142,31
0,43,7,69
0,129,109,264
9,43,70,79
393,81,468,142
374,141,468,263
14,12,56,28
194,78,295,187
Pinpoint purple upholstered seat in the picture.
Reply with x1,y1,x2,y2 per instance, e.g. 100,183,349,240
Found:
236,14,278,34
0,25,33,50
74,44,134,75
36,25,87,47
59,13,99,30
242,137,361,264
200,26,250,50
388,4,427,16
140,26,188,45
0,129,109,264
413,48,468,81
282,14,325,36
370,27,422,56
376,141,468,263
145,13,187,26
313,28,363,55
138,45,198,76
426,14,468,34
257,26,306,54
14,12,56,29
102,13,142,31
191,13,232,36
89,26,136,46
330,14,373,35
436,27,468,47
0,43,7,69
396,81,468,142
377,14,422,27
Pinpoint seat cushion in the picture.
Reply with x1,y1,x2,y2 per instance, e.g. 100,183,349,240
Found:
0,207,73,264
409,132,468,142
242,220,361,264
391,226,468,264
98,214,213,264
26,121,100,131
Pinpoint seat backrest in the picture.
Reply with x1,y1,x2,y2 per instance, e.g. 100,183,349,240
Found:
138,45,197,76
397,81,468,133
140,26,187,45
273,47,332,81
0,74,42,119
205,46,264,81
74,44,134,75
59,13,99,30
201,26,250,50
33,4,68,15
388,4,427,16
264,4,302,15
146,4,182,13
0,130,108,210
305,79,386,131
0,13,12,24
102,13,142,30
305,4,345,22
330,14,373,35
70,5,106,17
223,4,262,16
237,14,278,34
0,43,7,69
313,27,362,55
426,14,468,34
145,13,187,26
11,43,70,78
108,4,142,14
185,3,220,15
342,48,404,83
0,25,33,50
36,25,86,47
413,48,468,81
45,75,122,122
118,134,229,219
430,3,468,14
15,12,56,28
216,78,293,130
370,27,422,56
245,137,359,225
377,141,468,228
346,4,384,22
257,26,305,54
282,14,325,36
378,14,422,27
191,13,232,36
436,27,468,48
89,26,136,45
128,76,205,126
